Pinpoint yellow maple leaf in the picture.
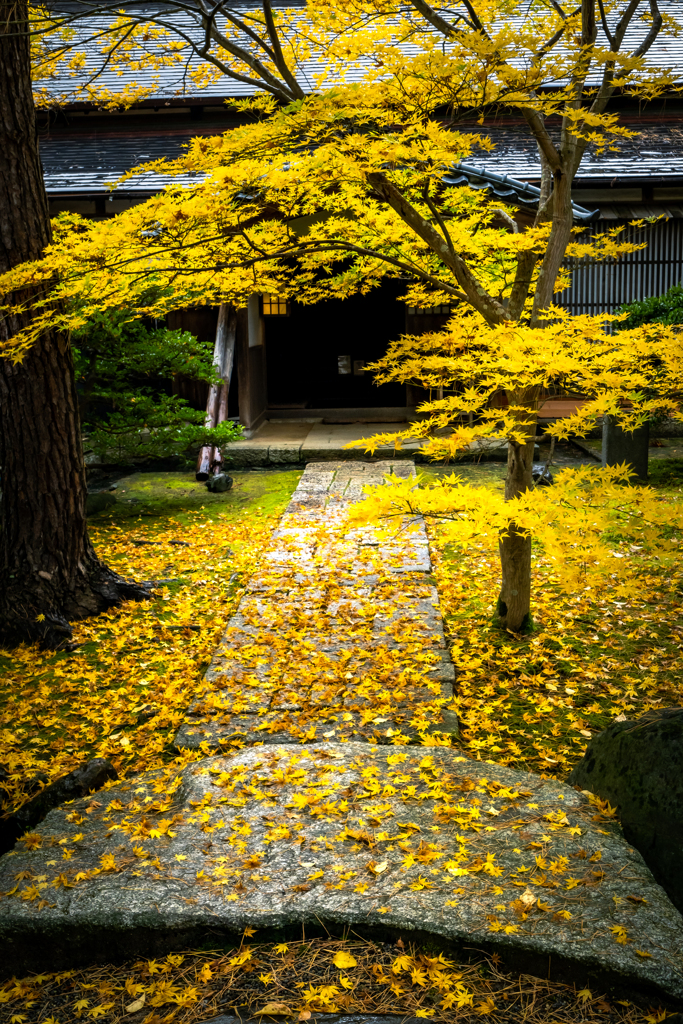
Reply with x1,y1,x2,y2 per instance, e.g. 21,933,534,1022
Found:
610,925,629,945
332,951,357,969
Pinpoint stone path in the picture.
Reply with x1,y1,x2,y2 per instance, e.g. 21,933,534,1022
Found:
175,461,457,750
3,460,683,1000
227,423,423,467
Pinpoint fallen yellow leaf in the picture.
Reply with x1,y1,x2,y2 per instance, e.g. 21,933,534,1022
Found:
125,995,145,1014
332,951,358,969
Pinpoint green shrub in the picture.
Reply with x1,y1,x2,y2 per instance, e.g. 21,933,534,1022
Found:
616,283,683,330
74,309,242,462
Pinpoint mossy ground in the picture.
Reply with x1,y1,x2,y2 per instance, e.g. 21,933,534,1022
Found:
91,468,302,523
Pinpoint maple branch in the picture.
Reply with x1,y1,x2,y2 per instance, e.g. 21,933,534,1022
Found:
507,251,540,321
405,0,470,38
533,18,573,62
261,0,306,100
631,0,663,59
549,0,570,17
596,0,616,47
421,183,456,257
368,171,509,325
88,225,468,301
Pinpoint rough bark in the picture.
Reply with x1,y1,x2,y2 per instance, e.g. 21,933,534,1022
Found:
0,0,149,649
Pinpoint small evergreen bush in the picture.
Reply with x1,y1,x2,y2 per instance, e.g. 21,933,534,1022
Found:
74,309,241,462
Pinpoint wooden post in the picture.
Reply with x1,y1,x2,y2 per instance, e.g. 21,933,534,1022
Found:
196,304,237,480
237,300,268,436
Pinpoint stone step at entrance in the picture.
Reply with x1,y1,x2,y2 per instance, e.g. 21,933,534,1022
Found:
226,422,513,467
174,462,458,750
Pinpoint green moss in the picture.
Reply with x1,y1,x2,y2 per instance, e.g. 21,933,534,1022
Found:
89,469,302,525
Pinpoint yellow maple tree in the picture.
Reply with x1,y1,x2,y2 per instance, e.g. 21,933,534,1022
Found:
2,0,681,638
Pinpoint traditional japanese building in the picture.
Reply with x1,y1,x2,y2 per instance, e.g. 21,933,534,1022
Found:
38,25,683,435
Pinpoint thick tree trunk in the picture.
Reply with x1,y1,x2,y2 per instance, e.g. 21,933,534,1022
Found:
496,390,537,633
0,0,149,648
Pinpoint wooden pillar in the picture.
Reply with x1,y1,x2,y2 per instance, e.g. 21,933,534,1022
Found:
237,297,268,436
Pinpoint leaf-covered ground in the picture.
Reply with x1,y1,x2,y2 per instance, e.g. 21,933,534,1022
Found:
0,470,301,817
2,461,683,1024
0,938,671,1024
425,460,683,779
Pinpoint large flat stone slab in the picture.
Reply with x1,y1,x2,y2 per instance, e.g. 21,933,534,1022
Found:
175,462,457,749
2,743,682,998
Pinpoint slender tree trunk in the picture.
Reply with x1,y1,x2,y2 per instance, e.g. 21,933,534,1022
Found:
196,302,236,480
496,388,538,632
0,0,149,648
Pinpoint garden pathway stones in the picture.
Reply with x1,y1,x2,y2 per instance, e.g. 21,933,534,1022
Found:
174,461,458,749
2,743,683,997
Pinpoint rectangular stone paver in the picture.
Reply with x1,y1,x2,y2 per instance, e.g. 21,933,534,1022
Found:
174,462,458,750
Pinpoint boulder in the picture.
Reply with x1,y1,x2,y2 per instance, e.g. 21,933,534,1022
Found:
531,463,553,486
1,743,683,998
569,707,683,913
206,473,233,493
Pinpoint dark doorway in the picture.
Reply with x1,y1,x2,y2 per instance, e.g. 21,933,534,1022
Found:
265,281,407,410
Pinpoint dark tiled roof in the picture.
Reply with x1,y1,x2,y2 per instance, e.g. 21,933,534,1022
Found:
38,2,683,105
446,162,599,221
462,119,683,182
40,126,222,193
41,117,683,196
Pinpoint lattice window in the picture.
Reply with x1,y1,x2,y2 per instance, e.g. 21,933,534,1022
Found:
262,294,291,316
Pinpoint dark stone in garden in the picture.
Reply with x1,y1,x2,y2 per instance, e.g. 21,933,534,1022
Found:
206,472,233,493
86,490,117,515
0,757,118,855
531,463,553,485
569,708,683,913
602,415,649,481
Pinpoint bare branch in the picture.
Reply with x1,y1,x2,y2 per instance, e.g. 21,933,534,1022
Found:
261,0,305,99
